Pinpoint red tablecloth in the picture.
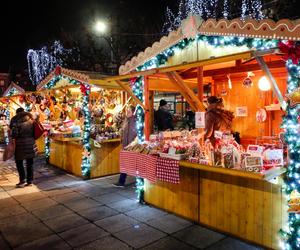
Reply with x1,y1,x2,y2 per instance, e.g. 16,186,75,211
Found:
120,151,180,184
119,151,139,176
156,157,180,184
120,151,158,182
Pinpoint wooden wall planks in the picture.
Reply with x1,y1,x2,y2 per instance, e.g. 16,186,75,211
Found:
144,165,286,250
49,140,121,178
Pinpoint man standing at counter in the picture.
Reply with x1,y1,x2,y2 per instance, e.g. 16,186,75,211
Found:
154,99,174,131
204,96,234,146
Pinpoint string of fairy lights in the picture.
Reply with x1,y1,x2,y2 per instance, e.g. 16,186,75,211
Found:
27,41,74,85
162,0,264,33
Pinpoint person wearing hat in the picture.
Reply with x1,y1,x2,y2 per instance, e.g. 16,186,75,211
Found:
154,99,174,131
204,96,234,146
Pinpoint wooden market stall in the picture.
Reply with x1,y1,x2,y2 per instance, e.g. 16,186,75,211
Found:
112,17,300,250
36,67,126,178
0,83,47,153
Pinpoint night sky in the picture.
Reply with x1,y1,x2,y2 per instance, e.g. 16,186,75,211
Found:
0,0,176,72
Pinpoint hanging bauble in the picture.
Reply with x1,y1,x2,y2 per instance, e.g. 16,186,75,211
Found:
243,77,253,88
243,72,254,88
93,108,103,118
256,108,267,123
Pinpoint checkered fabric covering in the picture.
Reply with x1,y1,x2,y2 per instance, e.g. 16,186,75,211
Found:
136,154,158,183
119,151,138,176
156,157,180,184
120,151,158,182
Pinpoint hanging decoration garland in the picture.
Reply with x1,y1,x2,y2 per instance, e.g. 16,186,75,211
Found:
80,83,91,178
131,77,145,142
137,36,277,71
130,77,145,202
279,41,300,250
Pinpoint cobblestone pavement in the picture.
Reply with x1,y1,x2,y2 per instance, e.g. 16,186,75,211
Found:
0,155,264,250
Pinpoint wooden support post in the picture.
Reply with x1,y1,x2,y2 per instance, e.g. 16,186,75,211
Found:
121,97,132,112
114,80,147,111
171,71,206,111
255,56,284,108
165,73,198,111
197,66,204,101
144,77,150,141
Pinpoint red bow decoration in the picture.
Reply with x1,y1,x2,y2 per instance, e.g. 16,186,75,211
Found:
129,77,138,87
54,65,62,76
80,83,90,95
19,95,25,103
278,41,300,65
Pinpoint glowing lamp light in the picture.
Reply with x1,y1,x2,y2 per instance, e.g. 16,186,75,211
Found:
258,76,271,91
95,21,107,33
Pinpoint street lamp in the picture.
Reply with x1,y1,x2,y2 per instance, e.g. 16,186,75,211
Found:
94,20,114,63
94,21,107,34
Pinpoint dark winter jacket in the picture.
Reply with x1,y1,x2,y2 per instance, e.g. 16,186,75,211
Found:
121,116,137,148
155,108,174,131
10,111,37,160
204,105,234,146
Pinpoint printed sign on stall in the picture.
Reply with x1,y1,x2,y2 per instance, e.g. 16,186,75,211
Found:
236,106,248,117
195,112,205,128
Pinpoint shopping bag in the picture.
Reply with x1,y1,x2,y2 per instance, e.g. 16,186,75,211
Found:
3,140,15,161
34,121,45,140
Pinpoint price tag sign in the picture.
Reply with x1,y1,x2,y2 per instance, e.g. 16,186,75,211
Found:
195,112,205,128
168,147,176,155
247,144,264,156
236,106,248,117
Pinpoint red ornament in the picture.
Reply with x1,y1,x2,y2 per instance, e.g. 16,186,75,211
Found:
19,95,25,104
129,77,138,88
80,83,90,95
273,98,279,104
54,65,62,76
278,41,300,64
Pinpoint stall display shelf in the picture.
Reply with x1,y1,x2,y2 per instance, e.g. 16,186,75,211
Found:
180,161,285,181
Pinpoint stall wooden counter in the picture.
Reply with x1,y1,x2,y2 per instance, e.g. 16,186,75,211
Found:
49,136,121,178
144,161,286,250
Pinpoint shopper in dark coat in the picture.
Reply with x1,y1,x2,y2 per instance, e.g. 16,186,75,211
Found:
114,105,137,187
204,96,234,146
154,99,174,131
10,108,37,187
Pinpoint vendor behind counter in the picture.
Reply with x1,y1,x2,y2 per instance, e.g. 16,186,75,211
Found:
204,96,235,146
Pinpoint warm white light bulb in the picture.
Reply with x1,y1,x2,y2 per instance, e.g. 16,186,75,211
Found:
258,76,271,91
95,21,107,33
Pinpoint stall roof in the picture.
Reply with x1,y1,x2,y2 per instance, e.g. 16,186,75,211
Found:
119,18,300,75
2,82,25,97
37,66,121,91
